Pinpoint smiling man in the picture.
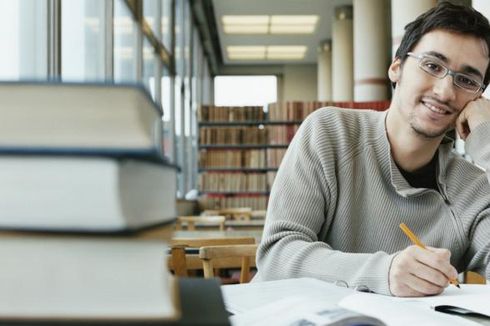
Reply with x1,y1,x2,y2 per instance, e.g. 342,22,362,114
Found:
255,2,490,297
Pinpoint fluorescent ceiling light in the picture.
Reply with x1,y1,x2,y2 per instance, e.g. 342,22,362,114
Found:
227,46,266,53
222,15,269,25
224,25,268,34
267,53,305,60
270,25,316,34
267,46,307,53
228,53,266,60
227,46,307,61
271,15,319,25
267,46,306,60
222,15,318,35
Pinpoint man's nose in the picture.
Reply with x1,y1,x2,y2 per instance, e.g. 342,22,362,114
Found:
433,74,456,102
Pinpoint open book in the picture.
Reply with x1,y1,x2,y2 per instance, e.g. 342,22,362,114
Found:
222,278,484,326
229,295,385,326
392,284,490,317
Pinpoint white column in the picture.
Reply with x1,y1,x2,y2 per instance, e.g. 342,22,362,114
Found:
332,6,353,101
473,0,490,97
353,0,389,101
317,40,332,101
391,0,436,58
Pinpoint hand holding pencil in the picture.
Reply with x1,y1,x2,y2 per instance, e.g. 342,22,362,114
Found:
388,223,460,297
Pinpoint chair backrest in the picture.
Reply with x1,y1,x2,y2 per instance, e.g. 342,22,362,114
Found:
220,208,252,221
168,237,255,277
202,208,252,221
251,210,267,219
175,215,226,231
199,244,258,283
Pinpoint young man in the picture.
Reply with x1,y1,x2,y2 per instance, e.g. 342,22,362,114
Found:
255,2,490,297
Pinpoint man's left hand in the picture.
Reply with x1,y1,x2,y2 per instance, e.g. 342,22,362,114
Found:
456,97,490,140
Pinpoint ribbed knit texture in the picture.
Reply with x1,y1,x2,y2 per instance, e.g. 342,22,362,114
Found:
255,107,490,296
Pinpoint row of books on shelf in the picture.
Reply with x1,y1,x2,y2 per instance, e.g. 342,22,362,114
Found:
200,126,268,145
267,149,287,168
0,82,180,322
199,148,286,169
267,100,391,121
199,194,269,210
199,172,269,192
199,101,391,123
200,149,265,168
199,105,265,122
268,125,300,145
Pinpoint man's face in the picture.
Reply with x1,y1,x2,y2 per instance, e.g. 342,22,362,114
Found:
389,29,489,139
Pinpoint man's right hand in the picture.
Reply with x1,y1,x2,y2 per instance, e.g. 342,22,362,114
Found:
389,245,458,297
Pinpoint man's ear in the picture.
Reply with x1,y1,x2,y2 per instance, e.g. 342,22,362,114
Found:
388,57,402,83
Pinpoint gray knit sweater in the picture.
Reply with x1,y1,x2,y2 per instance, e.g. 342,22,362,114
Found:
255,107,490,295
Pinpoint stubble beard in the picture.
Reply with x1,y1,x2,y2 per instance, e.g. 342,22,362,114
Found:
408,110,451,139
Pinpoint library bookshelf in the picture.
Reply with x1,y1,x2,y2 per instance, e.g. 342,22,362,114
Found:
197,101,390,211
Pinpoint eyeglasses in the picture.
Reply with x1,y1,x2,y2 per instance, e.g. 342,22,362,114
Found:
406,52,485,94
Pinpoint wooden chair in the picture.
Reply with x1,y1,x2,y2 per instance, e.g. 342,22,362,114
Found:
221,208,253,221
168,237,256,277
251,210,267,219
463,271,486,284
199,244,258,283
202,207,253,221
175,215,226,231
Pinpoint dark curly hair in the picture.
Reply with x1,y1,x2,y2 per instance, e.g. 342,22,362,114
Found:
393,1,490,88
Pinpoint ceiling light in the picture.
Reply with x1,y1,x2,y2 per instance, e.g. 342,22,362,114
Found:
267,53,305,60
228,53,266,60
270,25,316,34
224,25,268,34
221,15,318,35
267,46,307,54
227,46,266,54
222,15,269,25
271,15,319,25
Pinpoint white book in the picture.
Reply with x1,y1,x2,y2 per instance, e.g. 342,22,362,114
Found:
0,235,178,321
0,155,177,232
0,82,162,153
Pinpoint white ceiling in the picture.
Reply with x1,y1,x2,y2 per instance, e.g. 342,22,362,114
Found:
212,0,353,65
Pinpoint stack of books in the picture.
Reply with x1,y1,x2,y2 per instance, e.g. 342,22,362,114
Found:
0,82,179,322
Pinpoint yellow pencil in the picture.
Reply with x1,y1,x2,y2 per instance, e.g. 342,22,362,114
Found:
399,223,460,288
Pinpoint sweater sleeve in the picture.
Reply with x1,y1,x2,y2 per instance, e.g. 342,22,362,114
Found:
256,110,395,295
464,121,490,279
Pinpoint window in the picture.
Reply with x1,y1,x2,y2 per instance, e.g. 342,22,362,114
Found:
0,0,48,80
114,0,138,83
161,0,172,52
161,64,174,161
61,0,106,81
174,0,185,197
142,38,157,99
143,0,159,36
214,75,277,106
